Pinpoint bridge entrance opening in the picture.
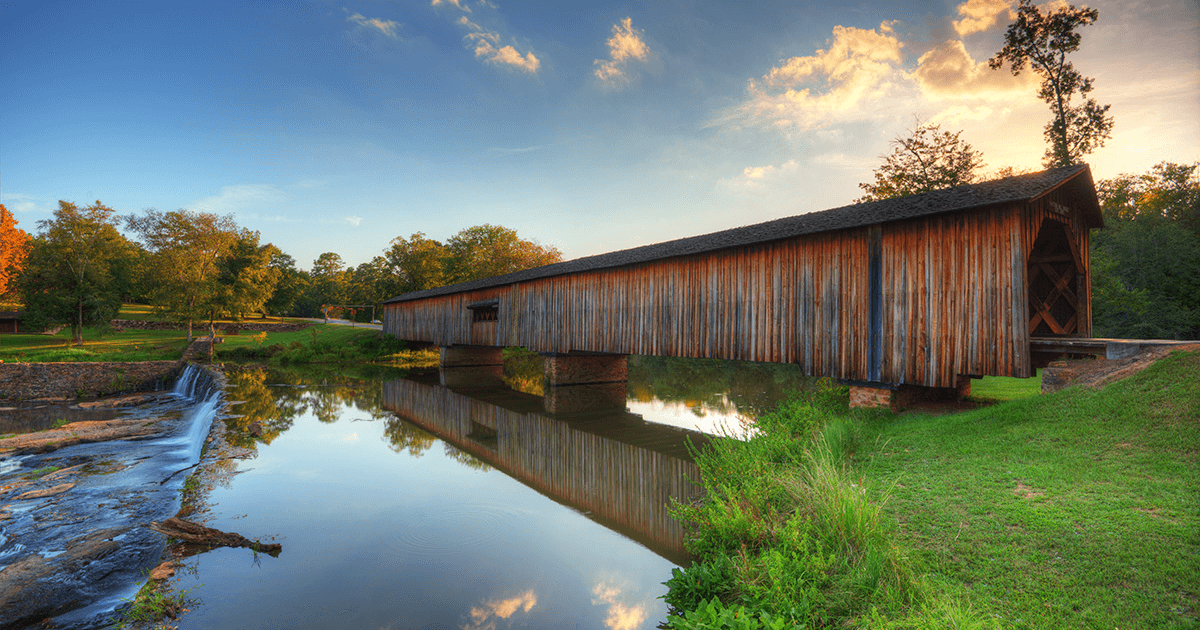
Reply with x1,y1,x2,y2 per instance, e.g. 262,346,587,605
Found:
1028,219,1083,337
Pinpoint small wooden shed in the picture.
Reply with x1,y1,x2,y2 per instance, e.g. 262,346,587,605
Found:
382,165,1101,397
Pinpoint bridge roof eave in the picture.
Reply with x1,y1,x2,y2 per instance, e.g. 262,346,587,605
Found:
383,164,1096,305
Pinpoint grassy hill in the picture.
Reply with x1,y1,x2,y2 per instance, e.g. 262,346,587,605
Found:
665,351,1199,629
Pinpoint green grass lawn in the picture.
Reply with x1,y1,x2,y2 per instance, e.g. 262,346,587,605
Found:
858,352,1199,628
0,328,190,362
967,370,1043,403
0,304,421,365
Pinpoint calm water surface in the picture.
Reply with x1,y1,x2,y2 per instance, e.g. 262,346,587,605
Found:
171,356,815,629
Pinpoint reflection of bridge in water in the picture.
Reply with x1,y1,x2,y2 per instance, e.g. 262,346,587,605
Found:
380,370,711,564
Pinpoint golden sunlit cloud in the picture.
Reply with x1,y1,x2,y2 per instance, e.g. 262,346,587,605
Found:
741,22,904,130
456,16,541,73
594,17,650,89
953,0,1015,36
911,39,1036,97
463,590,537,630
346,11,403,39
591,582,649,630
728,159,799,188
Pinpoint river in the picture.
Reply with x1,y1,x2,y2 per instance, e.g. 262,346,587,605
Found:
168,355,817,629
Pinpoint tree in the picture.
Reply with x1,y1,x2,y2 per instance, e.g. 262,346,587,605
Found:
126,209,240,341
1092,162,1200,339
263,251,309,317
444,224,562,284
855,122,985,202
0,204,30,297
990,0,1113,168
213,232,281,320
383,232,447,296
20,201,133,344
308,252,350,319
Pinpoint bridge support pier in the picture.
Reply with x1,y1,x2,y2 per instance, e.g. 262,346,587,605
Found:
439,346,506,388
542,353,628,415
848,377,972,410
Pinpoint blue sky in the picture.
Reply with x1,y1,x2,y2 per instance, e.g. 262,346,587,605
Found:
3,0,1197,270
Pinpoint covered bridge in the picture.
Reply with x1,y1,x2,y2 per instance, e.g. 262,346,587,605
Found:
382,164,1101,407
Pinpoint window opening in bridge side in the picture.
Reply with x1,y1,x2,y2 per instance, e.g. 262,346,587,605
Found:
467,299,499,323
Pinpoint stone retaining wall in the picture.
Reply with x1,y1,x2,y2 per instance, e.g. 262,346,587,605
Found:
0,361,182,401
110,319,311,333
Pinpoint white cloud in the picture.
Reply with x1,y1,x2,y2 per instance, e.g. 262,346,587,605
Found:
953,0,1015,36
431,0,471,12
346,11,402,39
594,17,650,90
0,193,40,214
721,159,799,188
738,22,905,130
344,215,363,227
191,184,287,215
456,16,540,73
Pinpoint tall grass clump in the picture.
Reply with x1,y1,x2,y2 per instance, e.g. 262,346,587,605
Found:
665,380,992,629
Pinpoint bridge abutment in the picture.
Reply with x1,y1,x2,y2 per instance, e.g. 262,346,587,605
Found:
543,353,628,387
848,377,972,410
439,346,504,368
438,346,506,388
542,353,628,414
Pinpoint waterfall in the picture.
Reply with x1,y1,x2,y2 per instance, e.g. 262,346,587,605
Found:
166,364,224,462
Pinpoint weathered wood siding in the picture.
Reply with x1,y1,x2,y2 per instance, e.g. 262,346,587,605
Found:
383,197,1096,388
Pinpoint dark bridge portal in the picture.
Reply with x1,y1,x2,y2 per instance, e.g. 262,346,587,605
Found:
380,373,708,563
383,165,1102,408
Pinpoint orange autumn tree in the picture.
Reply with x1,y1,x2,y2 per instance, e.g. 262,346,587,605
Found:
0,204,31,296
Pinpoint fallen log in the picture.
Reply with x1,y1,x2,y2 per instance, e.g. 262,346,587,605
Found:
149,517,282,556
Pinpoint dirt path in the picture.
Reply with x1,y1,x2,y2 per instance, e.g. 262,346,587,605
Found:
1041,343,1200,393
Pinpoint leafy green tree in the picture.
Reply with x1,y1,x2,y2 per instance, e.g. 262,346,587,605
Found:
308,252,350,319
263,251,309,316
1092,162,1200,339
346,256,391,320
444,224,562,284
990,0,1113,168
383,232,447,296
126,209,240,341
214,231,281,320
856,122,985,202
20,201,134,343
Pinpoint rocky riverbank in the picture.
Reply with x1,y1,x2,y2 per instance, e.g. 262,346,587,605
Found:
0,365,225,629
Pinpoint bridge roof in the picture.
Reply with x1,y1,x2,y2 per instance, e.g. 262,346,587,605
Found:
385,164,1100,304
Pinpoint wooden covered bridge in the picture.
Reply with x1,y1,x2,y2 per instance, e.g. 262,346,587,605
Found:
382,165,1102,408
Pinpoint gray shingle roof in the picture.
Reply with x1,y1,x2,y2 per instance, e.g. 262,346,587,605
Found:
385,164,1098,304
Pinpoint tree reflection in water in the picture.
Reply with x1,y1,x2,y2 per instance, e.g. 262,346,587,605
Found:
222,365,412,449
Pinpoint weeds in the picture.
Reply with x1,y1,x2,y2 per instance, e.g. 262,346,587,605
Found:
665,382,996,627
109,577,199,628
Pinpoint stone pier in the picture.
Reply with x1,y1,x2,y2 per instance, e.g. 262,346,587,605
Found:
848,377,972,410
542,353,628,414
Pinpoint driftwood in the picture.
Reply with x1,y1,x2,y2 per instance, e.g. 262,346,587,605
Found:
150,517,282,556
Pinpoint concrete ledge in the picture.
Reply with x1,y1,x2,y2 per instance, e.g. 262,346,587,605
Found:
0,361,183,401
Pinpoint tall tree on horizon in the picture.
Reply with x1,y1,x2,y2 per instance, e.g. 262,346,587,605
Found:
126,209,240,341
0,204,30,297
990,0,1113,168
856,121,985,203
20,201,134,344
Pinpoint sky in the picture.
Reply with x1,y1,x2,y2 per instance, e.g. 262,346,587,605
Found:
2,0,1198,271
